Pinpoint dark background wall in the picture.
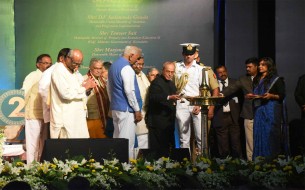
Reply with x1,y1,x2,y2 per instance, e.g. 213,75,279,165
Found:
222,0,305,122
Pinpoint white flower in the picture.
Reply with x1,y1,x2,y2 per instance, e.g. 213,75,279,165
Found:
294,164,305,174
185,167,193,175
166,162,174,169
195,161,209,170
144,161,151,166
122,162,132,171
81,158,87,165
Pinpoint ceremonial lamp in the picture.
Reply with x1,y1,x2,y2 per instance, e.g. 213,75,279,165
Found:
186,68,223,156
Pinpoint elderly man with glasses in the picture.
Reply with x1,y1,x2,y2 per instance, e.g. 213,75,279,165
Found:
50,49,96,139
22,54,52,164
83,58,110,138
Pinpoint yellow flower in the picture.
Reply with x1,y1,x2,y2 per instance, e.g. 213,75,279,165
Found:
183,157,188,162
206,168,212,174
92,169,96,173
283,166,289,171
294,155,302,161
16,162,24,167
283,165,293,171
192,167,198,172
162,157,169,162
146,165,154,171
254,165,260,171
89,159,95,163
206,158,211,165
0,182,6,187
174,163,180,168
271,164,276,168
130,159,137,164
219,165,225,171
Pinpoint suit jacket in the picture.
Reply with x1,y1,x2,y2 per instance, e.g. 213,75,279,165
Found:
222,75,254,119
145,75,177,130
295,74,305,117
213,78,241,127
295,74,305,107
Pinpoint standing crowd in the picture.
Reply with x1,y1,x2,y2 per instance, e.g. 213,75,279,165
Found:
21,43,305,165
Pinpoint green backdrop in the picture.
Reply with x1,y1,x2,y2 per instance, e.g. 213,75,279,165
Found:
1,0,214,89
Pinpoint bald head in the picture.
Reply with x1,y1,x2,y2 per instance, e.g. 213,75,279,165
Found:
65,49,83,73
68,49,83,62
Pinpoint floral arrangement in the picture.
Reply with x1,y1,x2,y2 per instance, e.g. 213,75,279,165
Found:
0,154,304,189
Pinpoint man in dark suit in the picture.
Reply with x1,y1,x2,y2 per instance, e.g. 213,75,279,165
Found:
213,65,242,158
294,74,305,154
221,57,259,160
146,62,181,153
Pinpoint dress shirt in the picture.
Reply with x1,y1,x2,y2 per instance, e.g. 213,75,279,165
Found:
175,60,204,97
219,78,230,112
39,62,60,123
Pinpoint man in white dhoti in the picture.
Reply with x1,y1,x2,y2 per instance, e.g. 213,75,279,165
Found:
50,49,96,138
22,54,52,164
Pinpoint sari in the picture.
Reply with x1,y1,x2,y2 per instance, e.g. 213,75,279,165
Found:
253,76,283,159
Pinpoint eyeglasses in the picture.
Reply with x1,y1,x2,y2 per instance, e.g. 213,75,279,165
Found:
67,56,82,66
134,63,144,67
39,62,52,65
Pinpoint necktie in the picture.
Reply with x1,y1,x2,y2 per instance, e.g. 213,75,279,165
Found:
221,81,229,106
221,80,226,91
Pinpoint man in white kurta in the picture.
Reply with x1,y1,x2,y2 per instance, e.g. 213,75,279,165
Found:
39,48,71,124
50,49,96,139
132,56,150,149
22,54,52,164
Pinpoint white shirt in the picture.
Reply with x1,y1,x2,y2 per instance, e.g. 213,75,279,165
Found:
136,71,150,105
39,62,60,123
135,71,150,135
175,60,204,97
219,78,238,112
50,63,89,138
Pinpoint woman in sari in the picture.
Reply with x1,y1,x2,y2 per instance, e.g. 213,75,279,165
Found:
250,57,286,160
